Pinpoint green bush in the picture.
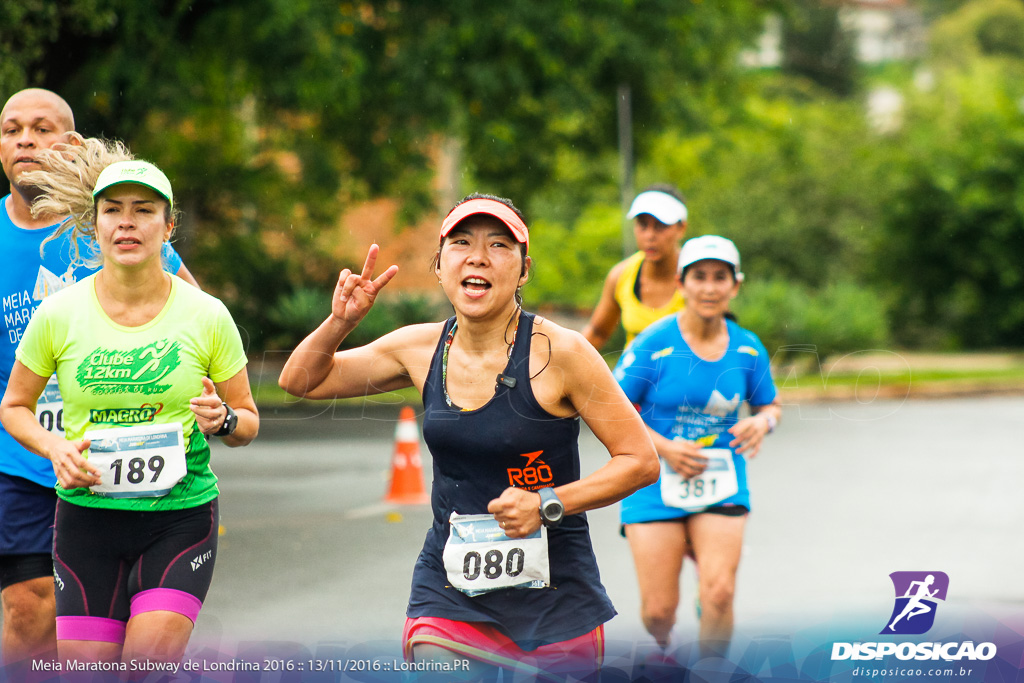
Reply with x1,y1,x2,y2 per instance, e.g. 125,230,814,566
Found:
874,22,1024,348
266,288,448,350
733,279,889,364
524,205,624,309
265,288,329,350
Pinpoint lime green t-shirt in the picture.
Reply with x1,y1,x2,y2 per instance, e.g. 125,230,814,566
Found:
15,273,247,510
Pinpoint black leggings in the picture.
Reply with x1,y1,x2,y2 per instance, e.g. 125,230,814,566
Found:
53,499,218,641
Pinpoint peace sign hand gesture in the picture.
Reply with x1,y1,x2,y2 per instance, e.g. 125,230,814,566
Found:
331,244,399,325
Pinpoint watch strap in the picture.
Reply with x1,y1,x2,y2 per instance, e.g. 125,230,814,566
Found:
214,402,237,437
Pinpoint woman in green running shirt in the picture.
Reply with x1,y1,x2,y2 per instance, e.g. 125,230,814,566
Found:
0,140,258,666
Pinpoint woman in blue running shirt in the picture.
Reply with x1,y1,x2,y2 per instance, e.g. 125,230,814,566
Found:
613,235,781,659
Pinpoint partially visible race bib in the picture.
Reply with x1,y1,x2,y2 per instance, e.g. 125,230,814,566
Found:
660,448,738,511
35,375,65,437
442,512,550,597
84,423,187,498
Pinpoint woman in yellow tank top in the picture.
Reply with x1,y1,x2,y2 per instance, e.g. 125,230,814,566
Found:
582,185,688,349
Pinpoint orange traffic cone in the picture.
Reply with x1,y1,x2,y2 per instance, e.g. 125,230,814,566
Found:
385,406,430,505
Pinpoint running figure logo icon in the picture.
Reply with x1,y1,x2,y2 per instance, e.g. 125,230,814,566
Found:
881,571,949,635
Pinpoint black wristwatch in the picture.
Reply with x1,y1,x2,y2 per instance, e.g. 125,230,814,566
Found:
214,402,238,437
537,487,564,529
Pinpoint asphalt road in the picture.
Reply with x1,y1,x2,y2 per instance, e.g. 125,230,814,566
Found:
190,395,1024,667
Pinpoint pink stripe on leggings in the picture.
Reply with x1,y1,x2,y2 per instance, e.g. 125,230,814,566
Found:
56,616,126,644
130,588,202,623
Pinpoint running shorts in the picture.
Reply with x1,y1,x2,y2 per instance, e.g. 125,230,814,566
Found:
53,499,218,644
403,616,603,679
0,554,54,591
620,504,749,537
0,472,58,557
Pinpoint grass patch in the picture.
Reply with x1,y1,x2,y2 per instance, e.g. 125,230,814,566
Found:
778,356,1024,398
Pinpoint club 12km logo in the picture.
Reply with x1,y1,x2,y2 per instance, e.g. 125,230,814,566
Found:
882,571,949,635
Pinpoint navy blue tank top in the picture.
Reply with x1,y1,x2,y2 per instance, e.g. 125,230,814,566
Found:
406,312,616,650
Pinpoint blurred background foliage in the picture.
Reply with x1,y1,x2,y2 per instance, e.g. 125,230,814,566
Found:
3,0,1023,359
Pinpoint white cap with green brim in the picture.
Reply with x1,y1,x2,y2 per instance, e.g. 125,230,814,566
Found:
93,160,173,210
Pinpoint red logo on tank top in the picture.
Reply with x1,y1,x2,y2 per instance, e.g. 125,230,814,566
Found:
507,450,554,490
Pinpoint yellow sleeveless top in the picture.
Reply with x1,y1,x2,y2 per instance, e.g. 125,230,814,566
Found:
613,251,685,344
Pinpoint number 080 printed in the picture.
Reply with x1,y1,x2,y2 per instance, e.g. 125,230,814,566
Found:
462,547,527,581
443,513,550,596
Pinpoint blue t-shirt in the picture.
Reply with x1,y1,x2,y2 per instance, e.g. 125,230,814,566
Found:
0,195,184,487
613,315,777,522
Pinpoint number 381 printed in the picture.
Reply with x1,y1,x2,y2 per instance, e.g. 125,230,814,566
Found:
677,477,716,499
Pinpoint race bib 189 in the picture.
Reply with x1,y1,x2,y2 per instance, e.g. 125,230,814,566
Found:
442,513,550,597
660,448,739,511
84,423,187,498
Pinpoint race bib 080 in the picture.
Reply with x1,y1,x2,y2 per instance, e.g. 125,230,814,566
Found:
84,423,187,498
442,512,550,597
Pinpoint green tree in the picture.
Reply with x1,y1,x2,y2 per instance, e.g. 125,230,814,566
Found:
780,0,860,97
644,82,888,289
0,1,114,97
875,86,1024,347
3,0,772,349
875,0,1024,347
526,73,895,359
930,0,1024,61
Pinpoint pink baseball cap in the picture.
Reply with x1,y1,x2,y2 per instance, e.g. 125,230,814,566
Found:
439,198,529,253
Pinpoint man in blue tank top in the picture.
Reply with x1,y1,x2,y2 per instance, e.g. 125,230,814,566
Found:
0,88,197,664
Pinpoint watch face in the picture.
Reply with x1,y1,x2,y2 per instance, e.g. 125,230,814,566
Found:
538,488,563,527
542,500,563,522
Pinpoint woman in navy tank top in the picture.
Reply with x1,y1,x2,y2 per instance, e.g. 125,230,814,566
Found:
279,194,658,679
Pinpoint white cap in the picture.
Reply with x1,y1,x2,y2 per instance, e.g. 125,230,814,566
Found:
627,191,687,225
677,235,744,281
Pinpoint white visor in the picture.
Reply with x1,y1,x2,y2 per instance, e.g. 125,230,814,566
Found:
627,191,687,225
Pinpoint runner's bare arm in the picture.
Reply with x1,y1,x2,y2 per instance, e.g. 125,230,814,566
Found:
581,263,625,350
562,331,660,510
0,360,101,487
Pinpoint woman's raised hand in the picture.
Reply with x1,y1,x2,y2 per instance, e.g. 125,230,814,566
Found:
331,244,399,324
